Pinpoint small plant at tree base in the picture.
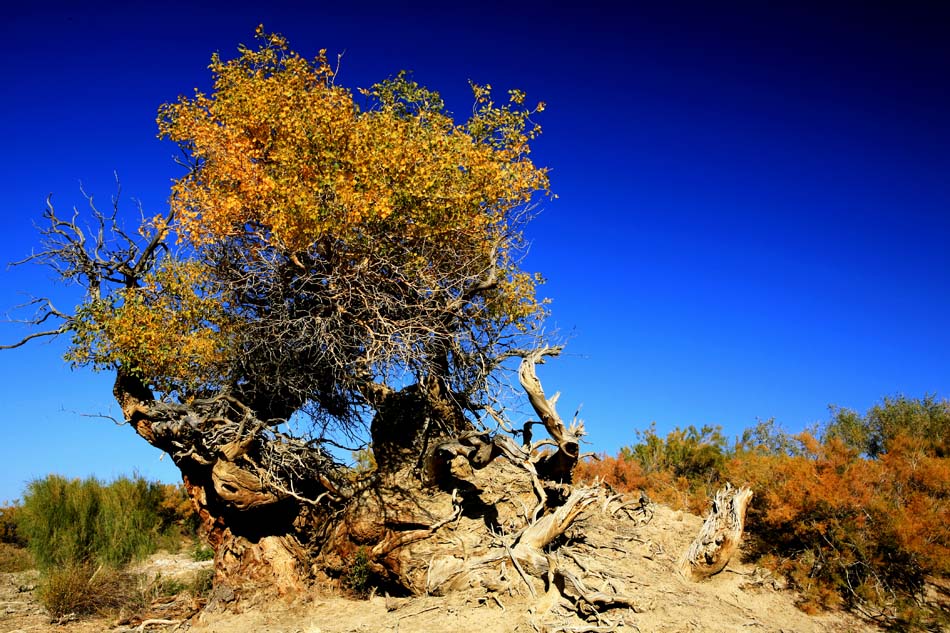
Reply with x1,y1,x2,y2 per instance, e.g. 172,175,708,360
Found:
192,541,215,562
342,547,373,598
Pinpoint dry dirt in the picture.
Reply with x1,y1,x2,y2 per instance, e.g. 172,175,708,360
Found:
0,503,880,633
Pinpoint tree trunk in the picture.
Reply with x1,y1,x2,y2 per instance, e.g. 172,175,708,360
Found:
113,372,326,595
110,351,590,605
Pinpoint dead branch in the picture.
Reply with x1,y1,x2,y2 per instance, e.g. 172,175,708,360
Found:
135,618,181,632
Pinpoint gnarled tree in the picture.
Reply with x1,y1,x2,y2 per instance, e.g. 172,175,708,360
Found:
6,29,601,600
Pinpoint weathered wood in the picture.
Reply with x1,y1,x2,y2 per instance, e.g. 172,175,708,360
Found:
679,483,753,581
425,486,602,595
517,347,583,481
211,459,280,510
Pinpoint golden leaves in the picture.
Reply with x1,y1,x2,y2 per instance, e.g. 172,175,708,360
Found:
67,261,233,395
158,30,550,262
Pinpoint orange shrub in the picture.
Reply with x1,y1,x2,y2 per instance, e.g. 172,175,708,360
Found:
587,414,950,629
575,453,648,492
575,454,712,514
725,433,950,628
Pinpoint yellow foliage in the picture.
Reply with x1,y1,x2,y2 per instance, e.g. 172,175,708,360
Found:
67,260,232,394
157,30,549,264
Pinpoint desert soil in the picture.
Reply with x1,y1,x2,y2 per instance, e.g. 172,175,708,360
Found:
0,504,880,633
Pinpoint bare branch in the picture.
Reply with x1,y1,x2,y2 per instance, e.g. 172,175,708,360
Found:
0,325,69,350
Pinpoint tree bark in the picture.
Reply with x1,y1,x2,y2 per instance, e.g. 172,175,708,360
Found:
112,371,332,595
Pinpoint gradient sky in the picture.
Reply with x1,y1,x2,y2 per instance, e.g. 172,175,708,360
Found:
1,1,948,502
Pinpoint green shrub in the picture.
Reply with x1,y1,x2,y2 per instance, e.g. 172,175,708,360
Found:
189,567,215,598
192,541,215,561
825,394,950,458
622,423,727,483
343,547,372,598
19,474,176,571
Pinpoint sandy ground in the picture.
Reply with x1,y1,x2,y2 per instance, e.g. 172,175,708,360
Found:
0,505,880,633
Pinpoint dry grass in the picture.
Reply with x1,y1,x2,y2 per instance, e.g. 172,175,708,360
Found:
0,542,33,572
38,563,140,618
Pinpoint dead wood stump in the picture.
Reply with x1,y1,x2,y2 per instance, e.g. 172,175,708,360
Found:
679,483,753,581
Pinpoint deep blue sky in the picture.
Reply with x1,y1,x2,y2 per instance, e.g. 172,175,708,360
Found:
1,1,948,502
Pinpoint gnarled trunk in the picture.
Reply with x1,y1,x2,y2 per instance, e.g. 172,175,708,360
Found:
111,350,590,604
113,371,334,594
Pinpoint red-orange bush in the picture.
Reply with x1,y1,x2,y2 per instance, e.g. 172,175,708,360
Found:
575,453,648,492
585,407,950,629
725,433,950,628
575,453,713,514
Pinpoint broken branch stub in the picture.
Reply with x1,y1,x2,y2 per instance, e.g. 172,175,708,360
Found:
680,483,753,581
517,347,581,480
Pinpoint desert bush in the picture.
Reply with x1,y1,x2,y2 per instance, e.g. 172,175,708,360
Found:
37,565,198,619
735,417,810,457
726,432,950,629
622,423,728,482
192,541,215,561
342,547,373,598
189,567,215,598
156,483,199,537
825,394,950,458
95,476,167,566
575,452,648,491
575,452,708,514
0,504,25,546
579,423,729,513
19,474,183,571
591,398,950,629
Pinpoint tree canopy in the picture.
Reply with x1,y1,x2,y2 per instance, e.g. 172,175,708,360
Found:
54,27,552,437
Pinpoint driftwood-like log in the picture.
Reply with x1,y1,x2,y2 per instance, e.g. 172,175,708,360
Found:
679,483,753,581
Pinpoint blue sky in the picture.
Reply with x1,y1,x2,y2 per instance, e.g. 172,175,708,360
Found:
1,1,948,502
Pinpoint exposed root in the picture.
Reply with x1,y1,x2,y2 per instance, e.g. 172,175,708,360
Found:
424,484,642,622
555,569,640,613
